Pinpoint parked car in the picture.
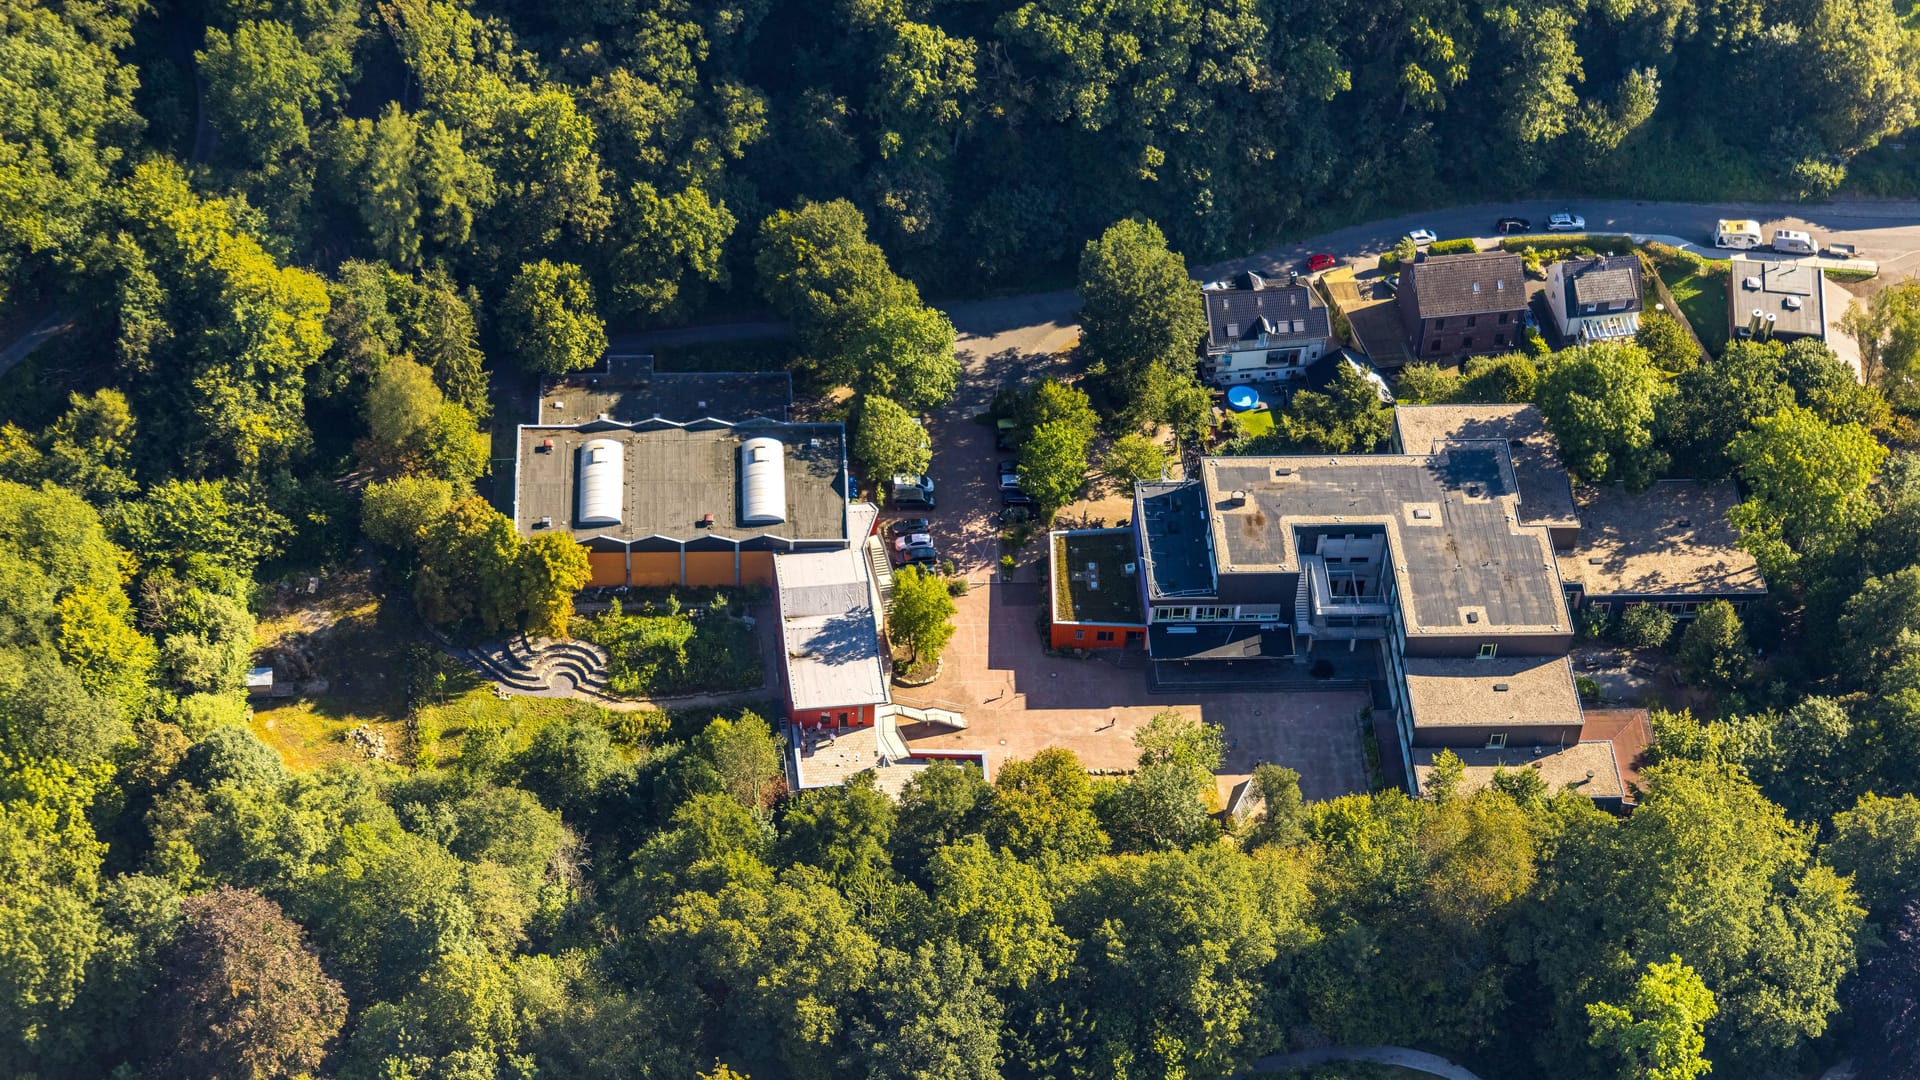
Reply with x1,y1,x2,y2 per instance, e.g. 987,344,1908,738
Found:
1001,487,1036,508
998,461,1022,491
896,543,939,569
999,505,1035,525
1305,253,1337,273
1406,228,1438,246
888,518,930,538
1494,217,1531,235
889,473,936,509
1827,242,1857,260
892,531,933,551
1547,211,1585,231
1771,229,1816,255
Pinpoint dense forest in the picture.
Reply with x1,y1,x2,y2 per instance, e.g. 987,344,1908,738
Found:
6,0,1920,1075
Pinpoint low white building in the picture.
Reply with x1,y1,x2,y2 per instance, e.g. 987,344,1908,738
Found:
1546,254,1643,343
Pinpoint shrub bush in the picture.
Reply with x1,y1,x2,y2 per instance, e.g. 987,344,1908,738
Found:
1618,603,1678,650
576,596,761,698
1427,237,1481,256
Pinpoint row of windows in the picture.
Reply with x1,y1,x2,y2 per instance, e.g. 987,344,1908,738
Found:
1153,606,1234,622
1430,333,1508,352
1071,630,1119,642
1590,599,1749,617
1433,313,1512,330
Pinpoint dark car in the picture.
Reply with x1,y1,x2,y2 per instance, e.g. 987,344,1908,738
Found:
1495,217,1531,235
1305,253,1337,273
896,543,939,569
888,518,930,538
996,418,1019,450
1001,488,1036,508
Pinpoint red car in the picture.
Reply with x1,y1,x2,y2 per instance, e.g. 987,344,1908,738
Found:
1305,253,1337,273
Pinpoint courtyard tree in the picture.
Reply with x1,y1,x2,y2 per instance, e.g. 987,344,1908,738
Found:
1535,341,1670,487
889,564,956,668
1619,603,1676,650
1018,419,1092,516
852,395,931,483
1099,432,1168,485
1675,600,1750,690
503,260,607,374
1078,218,1206,422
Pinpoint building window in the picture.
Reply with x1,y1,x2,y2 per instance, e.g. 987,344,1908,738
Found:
1486,733,1508,749
1494,334,1505,347
1498,312,1510,324
1462,336,1475,350
1074,630,1085,640
818,712,830,725
1466,315,1478,328
1478,643,1498,659
1593,602,1613,616
1434,317,1446,329
1430,340,1443,352
1096,631,1115,642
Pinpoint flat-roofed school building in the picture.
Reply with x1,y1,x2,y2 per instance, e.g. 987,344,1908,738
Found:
512,416,854,589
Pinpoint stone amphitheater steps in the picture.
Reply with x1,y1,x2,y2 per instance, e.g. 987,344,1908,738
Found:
462,635,612,698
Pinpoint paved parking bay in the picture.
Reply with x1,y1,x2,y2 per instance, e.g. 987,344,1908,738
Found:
896,583,1372,802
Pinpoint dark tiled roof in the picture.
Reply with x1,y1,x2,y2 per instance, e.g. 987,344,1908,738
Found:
1561,255,1642,312
1204,275,1331,352
1406,251,1526,319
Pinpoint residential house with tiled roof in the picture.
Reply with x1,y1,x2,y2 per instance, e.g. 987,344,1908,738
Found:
1200,270,1333,387
1546,254,1643,343
1398,250,1527,361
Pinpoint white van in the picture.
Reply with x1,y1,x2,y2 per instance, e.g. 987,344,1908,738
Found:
1771,229,1816,255
1714,219,1763,249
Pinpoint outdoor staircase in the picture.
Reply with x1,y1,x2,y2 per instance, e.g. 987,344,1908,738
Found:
1293,563,1314,640
865,536,896,612
884,693,968,729
463,634,611,697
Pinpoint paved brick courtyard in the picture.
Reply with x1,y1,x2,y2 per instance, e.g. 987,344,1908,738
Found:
896,582,1372,802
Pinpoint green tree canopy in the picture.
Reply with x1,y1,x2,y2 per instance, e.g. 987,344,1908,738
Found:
1078,218,1205,423
503,259,608,374
1535,341,1671,487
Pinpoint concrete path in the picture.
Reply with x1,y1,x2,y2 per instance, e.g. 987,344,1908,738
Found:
1239,1045,1487,1080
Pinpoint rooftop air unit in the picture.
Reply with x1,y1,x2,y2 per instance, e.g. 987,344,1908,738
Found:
576,438,624,526
740,437,788,525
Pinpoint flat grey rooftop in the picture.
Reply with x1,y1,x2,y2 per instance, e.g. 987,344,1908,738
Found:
515,418,848,544
1393,404,1580,529
1403,654,1582,730
1729,256,1827,339
1138,481,1216,600
1202,448,1566,636
538,354,792,424
1558,480,1766,599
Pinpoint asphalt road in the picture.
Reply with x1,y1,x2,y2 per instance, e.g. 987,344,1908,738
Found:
604,196,1920,378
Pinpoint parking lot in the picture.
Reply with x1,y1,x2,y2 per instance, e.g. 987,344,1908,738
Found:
896,582,1372,802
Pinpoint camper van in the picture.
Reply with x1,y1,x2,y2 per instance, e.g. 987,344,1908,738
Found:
889,474,936,509
1714,220,1763,249
1771,229,1816,255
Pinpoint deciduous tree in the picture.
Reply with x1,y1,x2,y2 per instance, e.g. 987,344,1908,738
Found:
146,887,347,1080
503,260,607,374
1586,954,1717,1080
1536,341,1670,487
890,564,956,666
1078,218,1205,423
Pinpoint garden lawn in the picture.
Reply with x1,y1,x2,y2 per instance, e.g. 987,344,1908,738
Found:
1236,408,1275,437
1659,258,1730,354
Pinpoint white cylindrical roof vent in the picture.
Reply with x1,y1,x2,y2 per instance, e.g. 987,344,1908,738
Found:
576,438,624,526
740,436,787,525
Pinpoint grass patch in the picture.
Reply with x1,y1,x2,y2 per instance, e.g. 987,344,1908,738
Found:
250,570,471,770
651,337,798,373
415,687,618,761
1236,408,1275,436
575,592,764,699
1825,267,1877,283
1658,259,1730,355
